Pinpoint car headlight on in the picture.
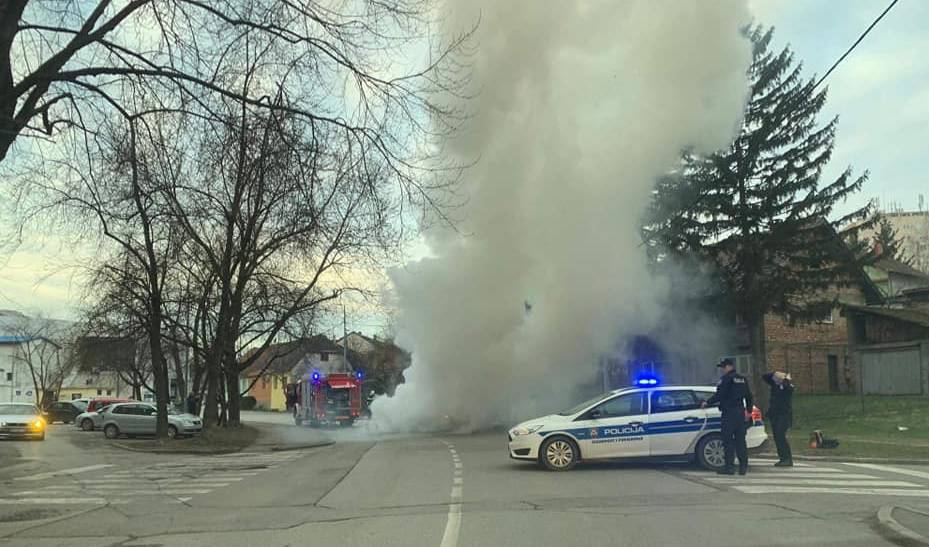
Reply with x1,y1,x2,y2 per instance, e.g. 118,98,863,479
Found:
510,424,543,436
32,418,45,430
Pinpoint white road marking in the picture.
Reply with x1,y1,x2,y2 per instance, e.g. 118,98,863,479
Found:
684,467,843,476
440,504,462,547
14,464,114,481
687,472,881,480
750,458,810,467
734,486,929,497
440,440,463,547
14,489,213,496
846,463,929,481
710,479,918,487
0,497,124,505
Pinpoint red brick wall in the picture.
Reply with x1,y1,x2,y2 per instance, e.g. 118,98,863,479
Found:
763,311,854,394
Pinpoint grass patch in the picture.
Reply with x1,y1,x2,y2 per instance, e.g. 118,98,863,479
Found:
784,394,929,459
114,424,259,454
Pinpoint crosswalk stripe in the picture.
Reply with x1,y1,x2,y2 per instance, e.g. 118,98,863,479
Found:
14,489,213,496
685,472,880,480
733,486,929,497
0,497,124,505
709,479,918,487
749,459,810,467
683,468,844,476
13,464,115,481
38,483,231,490
846,463,929,481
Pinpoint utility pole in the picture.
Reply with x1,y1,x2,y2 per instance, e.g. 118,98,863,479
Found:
342,302,349,372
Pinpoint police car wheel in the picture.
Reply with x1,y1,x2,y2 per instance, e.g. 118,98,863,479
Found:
540,437,578,471
696,434,725,470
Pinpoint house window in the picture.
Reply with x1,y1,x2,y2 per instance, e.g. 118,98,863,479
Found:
71,393,81,400
97,389,102,396
106,390,113,396
816,309,834,324
827,355,839,392
5,372,12,382
320,353,329,362
273,376,278,389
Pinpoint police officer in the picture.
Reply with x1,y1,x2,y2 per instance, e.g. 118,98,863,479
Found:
762,371,794,466
702,358,754,475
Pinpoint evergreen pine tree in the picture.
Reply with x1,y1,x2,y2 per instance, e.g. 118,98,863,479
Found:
873,215,911,264
645,27,873,384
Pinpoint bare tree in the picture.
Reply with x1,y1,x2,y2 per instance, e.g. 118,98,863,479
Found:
7,314,74,407
10,1,472,434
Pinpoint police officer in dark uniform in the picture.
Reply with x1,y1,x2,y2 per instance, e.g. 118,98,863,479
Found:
702,358,754,475
762,371,794,466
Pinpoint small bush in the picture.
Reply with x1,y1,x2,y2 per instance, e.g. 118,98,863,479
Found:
241,396,257,410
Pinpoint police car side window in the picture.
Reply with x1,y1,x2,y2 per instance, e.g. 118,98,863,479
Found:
592,393,646,418
650,390,698,414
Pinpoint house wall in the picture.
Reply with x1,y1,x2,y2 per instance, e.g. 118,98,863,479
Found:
763,308,856,394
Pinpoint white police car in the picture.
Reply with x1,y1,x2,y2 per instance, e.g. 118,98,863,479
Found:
508,382,767,471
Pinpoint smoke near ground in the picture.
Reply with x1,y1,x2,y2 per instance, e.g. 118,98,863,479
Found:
373,1,753,431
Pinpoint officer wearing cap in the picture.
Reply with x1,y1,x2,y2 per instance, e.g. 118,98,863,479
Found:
702,358,754,475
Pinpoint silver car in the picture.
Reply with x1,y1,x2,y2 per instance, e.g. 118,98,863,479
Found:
0,403,46,440
101,403,202,439
75,404,116,431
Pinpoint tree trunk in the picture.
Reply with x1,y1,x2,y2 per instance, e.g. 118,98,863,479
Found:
203,357,220,428
747,313,768,409
224,362,241,428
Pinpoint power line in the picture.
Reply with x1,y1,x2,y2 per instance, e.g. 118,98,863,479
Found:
814,0,901,90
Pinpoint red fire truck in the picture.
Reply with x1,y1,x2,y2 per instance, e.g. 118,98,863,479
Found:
293,369,364,427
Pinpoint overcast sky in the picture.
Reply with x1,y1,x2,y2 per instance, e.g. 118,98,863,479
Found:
1,0,926,323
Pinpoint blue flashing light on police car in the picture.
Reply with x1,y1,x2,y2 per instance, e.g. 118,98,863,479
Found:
311,370,321,384
355,370,364,381
634,377,659,387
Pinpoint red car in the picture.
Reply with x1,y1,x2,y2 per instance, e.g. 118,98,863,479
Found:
86,397,132,413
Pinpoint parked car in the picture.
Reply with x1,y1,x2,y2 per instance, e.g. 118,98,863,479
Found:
0,403,46,440
102,403,202,439
76,403,117,431
68,398,92,412
86,397,131,413
44,401,81,424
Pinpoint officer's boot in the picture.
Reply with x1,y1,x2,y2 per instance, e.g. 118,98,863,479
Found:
716,467,735,475
738,464,748,475
774,459,793,467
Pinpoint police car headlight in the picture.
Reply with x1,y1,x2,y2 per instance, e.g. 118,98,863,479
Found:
511,425,543,436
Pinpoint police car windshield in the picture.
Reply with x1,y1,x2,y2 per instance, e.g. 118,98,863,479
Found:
557,393,611,416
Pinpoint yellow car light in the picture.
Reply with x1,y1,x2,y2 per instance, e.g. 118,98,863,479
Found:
32,418,45,430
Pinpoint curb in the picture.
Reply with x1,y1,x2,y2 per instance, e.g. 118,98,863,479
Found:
758,452,929,466
878,506,929,546
267,441,335,452
110,442,245,455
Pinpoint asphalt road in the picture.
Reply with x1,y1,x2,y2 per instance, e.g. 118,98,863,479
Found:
2,421,928,546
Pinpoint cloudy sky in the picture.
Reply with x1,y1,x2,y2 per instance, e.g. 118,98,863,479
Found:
1,0,926,323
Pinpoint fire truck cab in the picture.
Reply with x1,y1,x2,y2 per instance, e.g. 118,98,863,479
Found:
293,369,364,427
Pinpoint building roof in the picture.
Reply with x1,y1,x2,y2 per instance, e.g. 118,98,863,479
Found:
874,258,929,281
844,304,929,329
241,335,342,377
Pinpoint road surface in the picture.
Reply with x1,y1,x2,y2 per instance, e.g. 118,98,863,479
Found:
1,421,928,546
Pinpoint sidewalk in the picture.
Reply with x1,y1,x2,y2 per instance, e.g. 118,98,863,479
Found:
242,412,335,452
878,506,929,545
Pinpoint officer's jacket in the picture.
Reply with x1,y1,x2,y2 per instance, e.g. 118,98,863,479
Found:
707,370,754,413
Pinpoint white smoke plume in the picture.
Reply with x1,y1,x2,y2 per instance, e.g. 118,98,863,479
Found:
374,1,753,431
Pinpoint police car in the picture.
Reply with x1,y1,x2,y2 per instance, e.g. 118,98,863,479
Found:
507,381,767,471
